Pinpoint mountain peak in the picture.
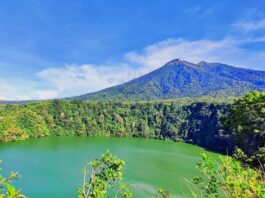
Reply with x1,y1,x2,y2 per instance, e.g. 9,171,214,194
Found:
72,60,265,100
165,59,194,67
198,61,208,65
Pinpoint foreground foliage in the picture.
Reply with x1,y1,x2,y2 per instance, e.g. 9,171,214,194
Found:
77,151,132,198
192,153,265,198
0,161,26,198
2,151,265,198
157,189,171,198
223,90,265,167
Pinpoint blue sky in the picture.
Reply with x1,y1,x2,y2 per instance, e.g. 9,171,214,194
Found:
0,0,265,100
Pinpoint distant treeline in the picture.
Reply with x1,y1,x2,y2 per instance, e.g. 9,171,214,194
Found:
0,97,232,151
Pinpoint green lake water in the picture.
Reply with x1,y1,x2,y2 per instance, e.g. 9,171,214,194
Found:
0,137,220,197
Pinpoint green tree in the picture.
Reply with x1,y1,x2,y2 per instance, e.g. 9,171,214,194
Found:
223,90,265,167
77,151,132,198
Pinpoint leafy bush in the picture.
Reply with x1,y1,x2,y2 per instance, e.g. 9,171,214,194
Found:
77,151,132,198
192,153,265,198
223,90,265,167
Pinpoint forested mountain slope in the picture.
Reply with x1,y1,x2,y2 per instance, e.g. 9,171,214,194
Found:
74,59,265,100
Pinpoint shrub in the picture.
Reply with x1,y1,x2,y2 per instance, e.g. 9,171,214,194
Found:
191,153,265,198
77,151,132,198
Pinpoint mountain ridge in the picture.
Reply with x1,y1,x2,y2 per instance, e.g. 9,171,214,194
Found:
1,59,265,103
72,59,265,100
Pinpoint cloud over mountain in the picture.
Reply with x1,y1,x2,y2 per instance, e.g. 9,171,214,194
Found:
1,35,265,100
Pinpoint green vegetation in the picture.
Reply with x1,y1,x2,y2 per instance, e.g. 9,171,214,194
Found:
0,161,26,198
77,151,132,198
223,90,265,167
0,90,265,197
73,60,265,101
0,90,264,160
192,153,265,198
0,97,230,153
157,189,171,198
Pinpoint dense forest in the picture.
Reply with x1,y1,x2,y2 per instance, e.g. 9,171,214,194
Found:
0,91,264,166
0,97,232,152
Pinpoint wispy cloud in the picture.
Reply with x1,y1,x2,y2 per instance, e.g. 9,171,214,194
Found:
1,36,265,100
126,38,265,69
37,64,142,98
33,37,265,100
233,18,265,32
0,78,58,101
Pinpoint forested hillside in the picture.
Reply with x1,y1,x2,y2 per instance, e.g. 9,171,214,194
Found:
74,59,265,100
0,97,232,152
1,91,264,166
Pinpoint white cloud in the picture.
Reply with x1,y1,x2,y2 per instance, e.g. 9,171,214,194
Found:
0,79,56,101
0,80,30,101
234,18,265,32
34,90,58,100
126,38,230,69
126,38,265,69
37,64,143,98
1,36,265,101
35,37,265,100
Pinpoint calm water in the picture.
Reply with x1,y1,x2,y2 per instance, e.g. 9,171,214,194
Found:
0,137,219,198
